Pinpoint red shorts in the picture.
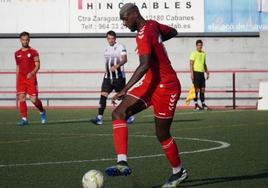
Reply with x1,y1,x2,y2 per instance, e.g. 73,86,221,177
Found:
16,75,38,96
128,80,181,119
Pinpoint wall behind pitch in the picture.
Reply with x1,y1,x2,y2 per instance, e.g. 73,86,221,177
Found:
1,33,268,107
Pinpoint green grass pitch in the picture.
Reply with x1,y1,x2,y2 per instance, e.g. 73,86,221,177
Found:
0,109,267,188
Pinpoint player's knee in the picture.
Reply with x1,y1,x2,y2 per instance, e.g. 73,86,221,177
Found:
18,94,26,101
125,107,134,119
112,108,126,120
30,96,37,103
156,131,171,142
101,92,109,97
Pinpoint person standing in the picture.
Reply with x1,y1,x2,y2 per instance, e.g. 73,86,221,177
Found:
190,40,210,110
90,30,134,125
105,4,188,188
15,31,47,125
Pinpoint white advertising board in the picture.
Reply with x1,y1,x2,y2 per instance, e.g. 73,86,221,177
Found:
0,0,69,33
0,0,204,33
70,0,204,33
257,82,268,110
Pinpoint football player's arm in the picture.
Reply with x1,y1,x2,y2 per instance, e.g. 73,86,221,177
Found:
112,54,127,71
111,46,128,72
112,54,150,102
190,60,194,82
111,55,127,72
123,32,152,91
161,28,177,42
116,54,127,68
119,54,127,66
27,55,40,79
118,45,128,66
159,23,177,42
190,52,196,83
124,54,150,91
204,57,209,80
32,56,40,74
112,30,152,102
15,54,19,81
16,65,19,80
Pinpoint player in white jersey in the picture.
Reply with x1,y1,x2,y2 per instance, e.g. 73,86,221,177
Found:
90,30,135,125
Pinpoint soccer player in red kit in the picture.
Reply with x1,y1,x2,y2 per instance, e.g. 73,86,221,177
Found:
105,3,188,187
15,31,47,126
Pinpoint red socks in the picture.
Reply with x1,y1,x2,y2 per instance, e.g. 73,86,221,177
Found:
112,119,181,168
113,120,128,155
33,99,44,112
161,137,181,168
19,101,27,118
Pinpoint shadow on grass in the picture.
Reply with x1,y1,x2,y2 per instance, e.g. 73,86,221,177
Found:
152,171,268,188
133,119,203,125
42,118,202,126
44,119,90,125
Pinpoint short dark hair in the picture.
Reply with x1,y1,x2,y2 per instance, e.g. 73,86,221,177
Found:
19,31,30,38
196,40,203,45
120,3,139,19
106,30,116,38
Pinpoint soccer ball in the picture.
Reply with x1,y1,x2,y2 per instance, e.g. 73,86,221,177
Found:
82,170,104,188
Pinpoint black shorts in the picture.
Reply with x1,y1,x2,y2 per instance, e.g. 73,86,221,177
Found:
101,78,126,93
193,71,206,89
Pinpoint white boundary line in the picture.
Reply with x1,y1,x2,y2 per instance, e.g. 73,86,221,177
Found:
0,134,230,168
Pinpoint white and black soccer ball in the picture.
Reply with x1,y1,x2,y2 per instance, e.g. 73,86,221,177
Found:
82,170,104,188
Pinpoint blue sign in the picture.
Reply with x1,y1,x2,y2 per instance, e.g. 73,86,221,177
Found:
205,0,268,32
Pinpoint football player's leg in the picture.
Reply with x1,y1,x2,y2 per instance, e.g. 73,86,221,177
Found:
106,95,146,176
17,93,28,125
193,72,198,103
153,88,188,187
200,87,205,104
98,92,109,116
113,78,135,124
200,73,205,104
30,95,46,124
200,77,209,110
194,87,202,110
30,95,44,113
28,78,44,114
112,95,146,160
91,78,112,125
91,92,109,125
194,72,203,110
155,118,188,187
17,78,28,125
155,118,182,173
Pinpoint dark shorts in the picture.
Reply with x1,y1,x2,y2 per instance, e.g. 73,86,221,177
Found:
101,78,126,93
193,71,206,89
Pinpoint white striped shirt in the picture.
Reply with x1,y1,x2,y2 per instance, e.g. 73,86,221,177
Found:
104,42,127,79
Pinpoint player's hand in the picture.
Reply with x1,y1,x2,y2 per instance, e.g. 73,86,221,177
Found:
206,72,209,80
26,73,33,79
111,65,118,72
112,89,127,105
191,74,194,83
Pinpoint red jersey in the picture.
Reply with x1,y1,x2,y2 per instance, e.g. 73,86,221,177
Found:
136,20,179,86
15,47,39,77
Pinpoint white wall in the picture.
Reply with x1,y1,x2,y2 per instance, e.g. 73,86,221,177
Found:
1,32,268,108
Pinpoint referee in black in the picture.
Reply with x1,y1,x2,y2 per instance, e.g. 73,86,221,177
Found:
90,30,135,125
